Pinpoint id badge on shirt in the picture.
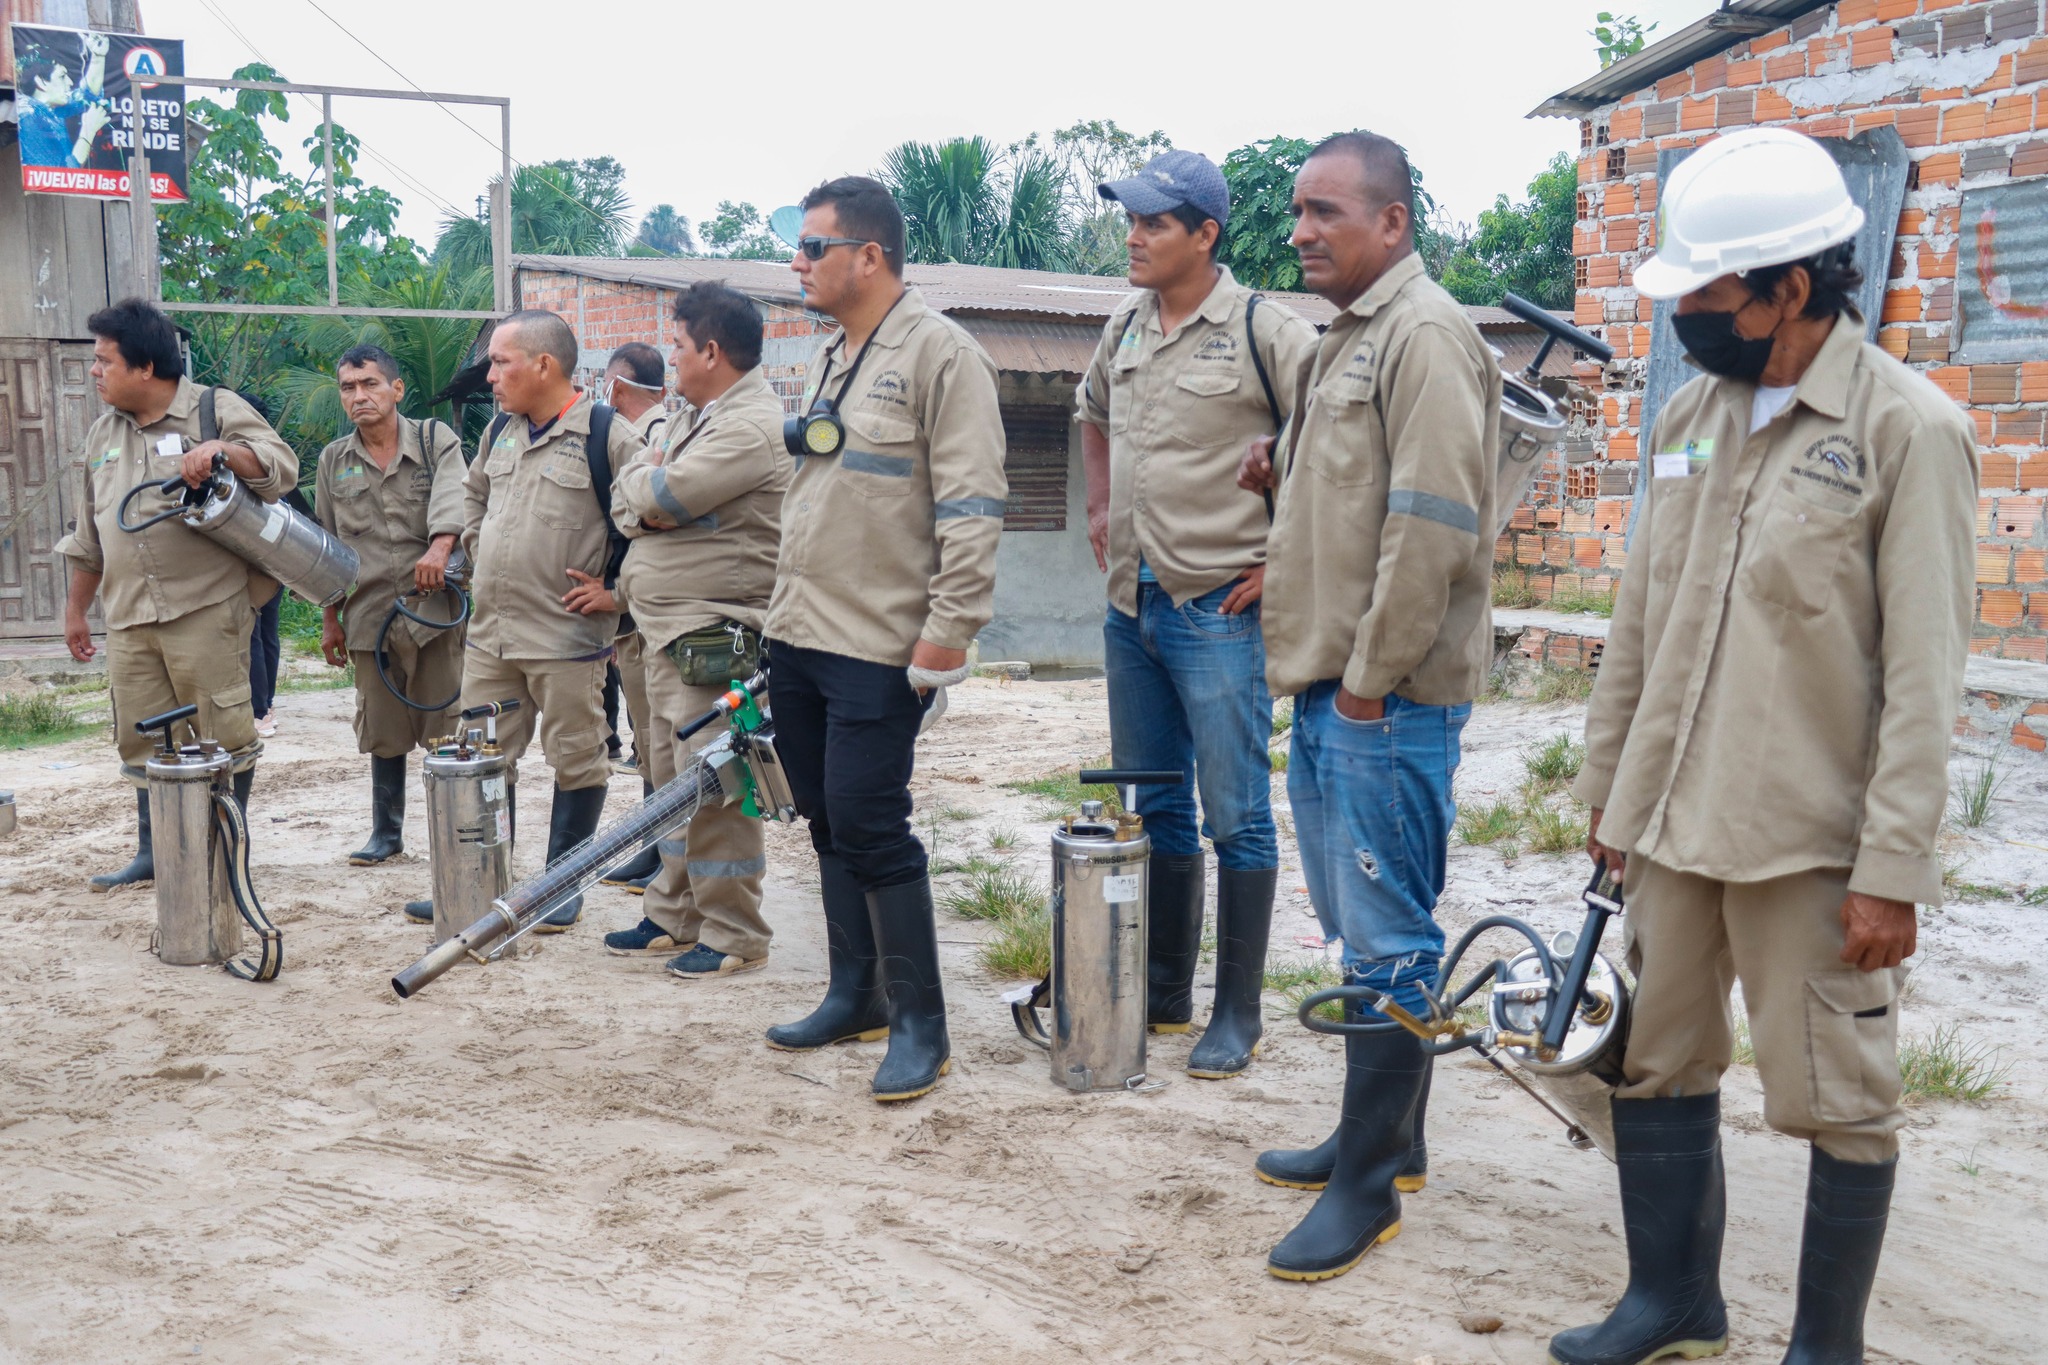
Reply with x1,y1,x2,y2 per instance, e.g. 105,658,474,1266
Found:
1653,438,1713,479
156,433,185,460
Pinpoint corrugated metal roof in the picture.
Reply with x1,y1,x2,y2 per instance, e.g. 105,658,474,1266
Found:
1529,0,1834,118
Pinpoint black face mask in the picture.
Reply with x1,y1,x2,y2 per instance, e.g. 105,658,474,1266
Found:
1672,308,1776,382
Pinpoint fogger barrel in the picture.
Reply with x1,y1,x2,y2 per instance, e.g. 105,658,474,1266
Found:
1491,293,1616,538
119,464,358,606
146,712,240,966
1011,769,1182,1093
421,703,518,944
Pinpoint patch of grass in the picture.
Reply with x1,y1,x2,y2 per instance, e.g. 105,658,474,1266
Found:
1522,732,1586,794
977,903,1052,979
1524,799,1591,855
987,827,1019,852
1947,880,2006,904
1732,1017,1756,1066
1457,798,1524,847
279,661,355,693
932,803,976,824
1478,663,1517,704
2022,886,2048,907
930,853,1008,878
1899,1024,2012,1102
1533,666,1594,705
1948,1144,1984,1178
1548,581,1617,617
1271,696,1294,738
1492,567,1540,609
276,591,327,654
1269,749,1288,773
0,691,100,749
1948,760,2003,830
939,864,1045,922
1003,762,1121,817
1268,955,1344,1024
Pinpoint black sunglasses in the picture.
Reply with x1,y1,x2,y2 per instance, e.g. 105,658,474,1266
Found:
797,235,897,261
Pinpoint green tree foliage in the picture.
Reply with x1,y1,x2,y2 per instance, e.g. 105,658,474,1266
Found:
879,136,1072,272
1218,135,1436,292
432,159,633,279
632,203,695,257
1591,11,1657,67
1043,119,1174,275
1428,152,1577,307
700,201,792,261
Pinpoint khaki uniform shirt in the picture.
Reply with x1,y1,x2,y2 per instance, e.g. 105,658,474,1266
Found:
1262,254,1502,702
613,367,792,651
461,393,646,661
1575,317,1978,906
56,377,299,630
766,289,1008,667
315,418,467,651
630,402,674,451
1078,265,1318,614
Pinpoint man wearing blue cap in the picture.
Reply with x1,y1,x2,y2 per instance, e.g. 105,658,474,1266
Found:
1078,149,1316,1079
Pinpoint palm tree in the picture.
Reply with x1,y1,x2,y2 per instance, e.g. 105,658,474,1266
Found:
879,137,1072,271
432,162,633,278
633,204,694,257
989,151,1068,271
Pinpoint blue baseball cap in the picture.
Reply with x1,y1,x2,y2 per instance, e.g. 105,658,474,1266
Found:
1098,150,1230,230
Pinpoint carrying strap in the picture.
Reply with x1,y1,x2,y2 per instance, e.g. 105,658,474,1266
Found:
198,385,219,444
1244,295,1281,524
483,404,627,589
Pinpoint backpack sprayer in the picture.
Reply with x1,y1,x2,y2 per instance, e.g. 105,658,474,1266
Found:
376,547,471,714
117,452,359,608
1008,769,1183,1093
1295,862,1629,1158
390,670,791,998
420,699,519,944
136,703,282,982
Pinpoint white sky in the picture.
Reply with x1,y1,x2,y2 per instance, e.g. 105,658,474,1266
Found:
139,0,1723,252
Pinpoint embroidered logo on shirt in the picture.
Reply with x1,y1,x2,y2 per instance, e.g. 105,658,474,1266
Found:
866,370,911,409
1794,435,1866,497
1339,341,1377,387
1193,333,1239,363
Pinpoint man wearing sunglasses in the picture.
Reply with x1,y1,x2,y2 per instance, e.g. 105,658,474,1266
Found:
1080,149,1316,1081
763,176,1008,1104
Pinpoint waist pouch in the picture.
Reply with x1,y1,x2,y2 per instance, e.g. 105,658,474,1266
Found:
664,620,762,687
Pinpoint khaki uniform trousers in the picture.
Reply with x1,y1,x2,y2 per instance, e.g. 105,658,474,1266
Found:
639,647,771,961
110,594,260,785
1618,856,1905,1164
458,651,612,792
617,631,651,761
348,627,464,758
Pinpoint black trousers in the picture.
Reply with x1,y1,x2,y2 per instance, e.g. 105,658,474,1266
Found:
767,639,929,891
247,589,282,717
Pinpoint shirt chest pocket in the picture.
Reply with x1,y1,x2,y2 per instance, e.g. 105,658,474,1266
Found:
328,476,376,537
1737,483,1860,618
534,459,593,530
1106,347,1142,433
1167,367,1244,441
1304,384,1378,489
1647,477,1703,584
841,410,919,498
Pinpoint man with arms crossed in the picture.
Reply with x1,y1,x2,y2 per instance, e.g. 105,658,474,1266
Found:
762,177,1008,1103
601,283,791,979
315,344,466,881
1079,149,1315,1078
61,299,299,889
1240,132,1500,1282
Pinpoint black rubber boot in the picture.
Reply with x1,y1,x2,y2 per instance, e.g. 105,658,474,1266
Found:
1266,1025,1427,1281
407,785,514,923
1146,853,1204,1033
1254,995,1432,1194
1781,1148,1896,1365
765,853,889,1051
90,788,155,891
865,877,950,1101
1548,1093,1729,1365
348,754,407,866
1187,865,1276,1078
601,778,661,888
534,784,607,933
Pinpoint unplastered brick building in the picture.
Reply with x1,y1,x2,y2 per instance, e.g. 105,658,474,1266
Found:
1527,0,2048,664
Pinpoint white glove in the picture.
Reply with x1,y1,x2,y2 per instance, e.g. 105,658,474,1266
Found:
906,662,970,691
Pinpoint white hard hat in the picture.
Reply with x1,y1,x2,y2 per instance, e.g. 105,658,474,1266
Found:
1632,128,1865,300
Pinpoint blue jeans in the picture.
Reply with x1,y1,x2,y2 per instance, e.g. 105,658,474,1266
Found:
1103,582,1277,871
1288,682,1469,1017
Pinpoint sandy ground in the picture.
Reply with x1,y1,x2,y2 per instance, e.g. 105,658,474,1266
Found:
1,669,2043,1364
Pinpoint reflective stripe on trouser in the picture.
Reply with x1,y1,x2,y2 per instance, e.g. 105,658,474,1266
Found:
1618,856,1905,1164
637,643,770,960
349,626,464,758
457,650,612,791
617,631,651,756
110,593,262,785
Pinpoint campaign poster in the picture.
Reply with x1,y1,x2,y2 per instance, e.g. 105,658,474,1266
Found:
10,23,188,202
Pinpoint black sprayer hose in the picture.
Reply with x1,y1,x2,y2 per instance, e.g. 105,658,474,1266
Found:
374,586,472,713
116,472,204,533
1295,914,1561,1047
212,789,282,982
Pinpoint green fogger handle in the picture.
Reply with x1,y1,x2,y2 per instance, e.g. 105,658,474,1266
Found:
675,669,769,741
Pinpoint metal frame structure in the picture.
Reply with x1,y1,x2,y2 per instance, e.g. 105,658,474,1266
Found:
122,74,510,320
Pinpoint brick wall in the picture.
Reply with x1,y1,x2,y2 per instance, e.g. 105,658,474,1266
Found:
1529,0,2048,659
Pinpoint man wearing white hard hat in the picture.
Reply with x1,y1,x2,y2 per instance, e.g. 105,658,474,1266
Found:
1559,128,1977,1365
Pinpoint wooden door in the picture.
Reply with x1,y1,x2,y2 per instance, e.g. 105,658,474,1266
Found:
0,339,101,639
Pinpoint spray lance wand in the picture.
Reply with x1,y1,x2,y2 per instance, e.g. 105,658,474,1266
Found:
391,669,790,998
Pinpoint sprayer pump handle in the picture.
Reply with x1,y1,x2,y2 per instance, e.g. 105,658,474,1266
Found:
136,702,199,752
459,699,521,720
1077,769,1183,786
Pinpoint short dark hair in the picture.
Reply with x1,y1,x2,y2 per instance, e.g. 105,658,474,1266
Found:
1739,242,1865,320
498,309,578,373
1165,201,1221,261
606,341,666,389
672,282,764,372
87,298,185,380
800,176,906,278
19,54,61,97
1308,131,1417,239
338,343,401,382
